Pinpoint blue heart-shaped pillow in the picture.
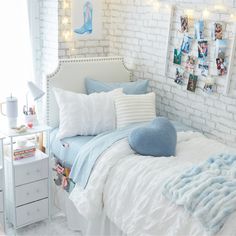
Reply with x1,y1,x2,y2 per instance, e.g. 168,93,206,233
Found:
128,117,177,157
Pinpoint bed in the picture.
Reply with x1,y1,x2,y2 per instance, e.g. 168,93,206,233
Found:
47,57,236,236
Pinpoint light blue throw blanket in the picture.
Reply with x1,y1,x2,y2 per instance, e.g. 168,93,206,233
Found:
69,120,191,189
162,153,236,235
69,122,146,188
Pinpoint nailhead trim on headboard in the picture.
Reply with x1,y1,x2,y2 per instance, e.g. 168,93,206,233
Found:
46,56,132,127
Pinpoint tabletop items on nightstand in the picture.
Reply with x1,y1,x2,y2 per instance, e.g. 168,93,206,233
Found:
0,95,18,129
0,81,45,130
0,125,51,233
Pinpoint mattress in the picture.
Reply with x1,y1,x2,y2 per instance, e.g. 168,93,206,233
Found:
50,128,95,168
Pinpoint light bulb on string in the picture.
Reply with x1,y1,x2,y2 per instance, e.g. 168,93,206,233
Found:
153,1,160,11
63,1,69,9
62,17,69,25
185,9,194,19
202,8,210,19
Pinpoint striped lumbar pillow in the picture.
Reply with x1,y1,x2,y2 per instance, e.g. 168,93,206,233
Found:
115,92,156,128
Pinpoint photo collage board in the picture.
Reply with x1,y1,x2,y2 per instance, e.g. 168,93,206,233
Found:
168,9,234,94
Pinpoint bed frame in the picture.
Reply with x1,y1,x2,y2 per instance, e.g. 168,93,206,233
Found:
46,57,132,235
46,56,132,128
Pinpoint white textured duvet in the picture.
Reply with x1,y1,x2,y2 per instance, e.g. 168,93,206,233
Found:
70,131,236,236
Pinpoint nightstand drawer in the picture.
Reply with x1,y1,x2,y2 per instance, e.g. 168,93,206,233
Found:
15,179,48,207
0,168,3,190
0,192,3,212
14,158,48,186
16,198,48,227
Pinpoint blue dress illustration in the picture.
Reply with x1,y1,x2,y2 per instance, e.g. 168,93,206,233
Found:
74,1,93,35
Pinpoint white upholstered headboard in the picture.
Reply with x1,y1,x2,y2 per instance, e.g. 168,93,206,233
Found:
46,57,132,128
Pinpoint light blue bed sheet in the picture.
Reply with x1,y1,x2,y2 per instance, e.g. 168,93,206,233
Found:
50,128,95,168
50,120,191,171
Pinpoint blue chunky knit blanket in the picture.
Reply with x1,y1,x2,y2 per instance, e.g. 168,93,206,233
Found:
162,153,236,235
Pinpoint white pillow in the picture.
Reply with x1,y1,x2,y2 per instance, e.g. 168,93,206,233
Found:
53,87,123,139
115,92,156,128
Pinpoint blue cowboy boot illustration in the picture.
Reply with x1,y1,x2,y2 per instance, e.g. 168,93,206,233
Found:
74,1,93,35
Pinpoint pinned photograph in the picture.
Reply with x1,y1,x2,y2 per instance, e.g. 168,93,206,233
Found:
216,58,227,76
180,35,193,54
173,49,182,65
195,20,204,40
175,67,185,85
203,77,215,94
187,74,198,92
198,41,208,59
185,55,197,71
180,15,188,33
211,22,225,40
215,39,227,59
203,83,214,94
199,63,209,77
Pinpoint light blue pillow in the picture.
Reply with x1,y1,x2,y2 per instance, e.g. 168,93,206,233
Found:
128,117,177,157
85,78,149,95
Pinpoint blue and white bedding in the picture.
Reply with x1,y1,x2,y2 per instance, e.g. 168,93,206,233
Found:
163,153,236,234
69,129,236,236
51,120,190,175
69,122,147,187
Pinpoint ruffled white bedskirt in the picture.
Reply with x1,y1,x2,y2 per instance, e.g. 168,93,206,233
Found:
52,181,125,236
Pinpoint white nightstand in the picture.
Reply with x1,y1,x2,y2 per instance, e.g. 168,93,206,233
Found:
0,136,5,232
1,126,51,232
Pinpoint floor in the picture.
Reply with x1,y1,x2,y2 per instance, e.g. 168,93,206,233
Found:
3,214,82,236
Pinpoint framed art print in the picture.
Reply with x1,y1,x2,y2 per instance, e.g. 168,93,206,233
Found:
72,0,102,39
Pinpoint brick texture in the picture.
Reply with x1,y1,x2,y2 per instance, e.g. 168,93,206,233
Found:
40,0,236,147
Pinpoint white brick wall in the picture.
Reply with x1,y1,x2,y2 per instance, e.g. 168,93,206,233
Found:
39,0,58,123
39,0,236,147
107,0,236,147
39,0,58,76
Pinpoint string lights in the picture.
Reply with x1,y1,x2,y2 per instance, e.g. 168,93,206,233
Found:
63,30,71,41
149,1,236,21
61,0,236,42
153,2,160,11
62,0,72,41
62,17,69,25
185,9,194,18
63,0,69,9
202,9,210,19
